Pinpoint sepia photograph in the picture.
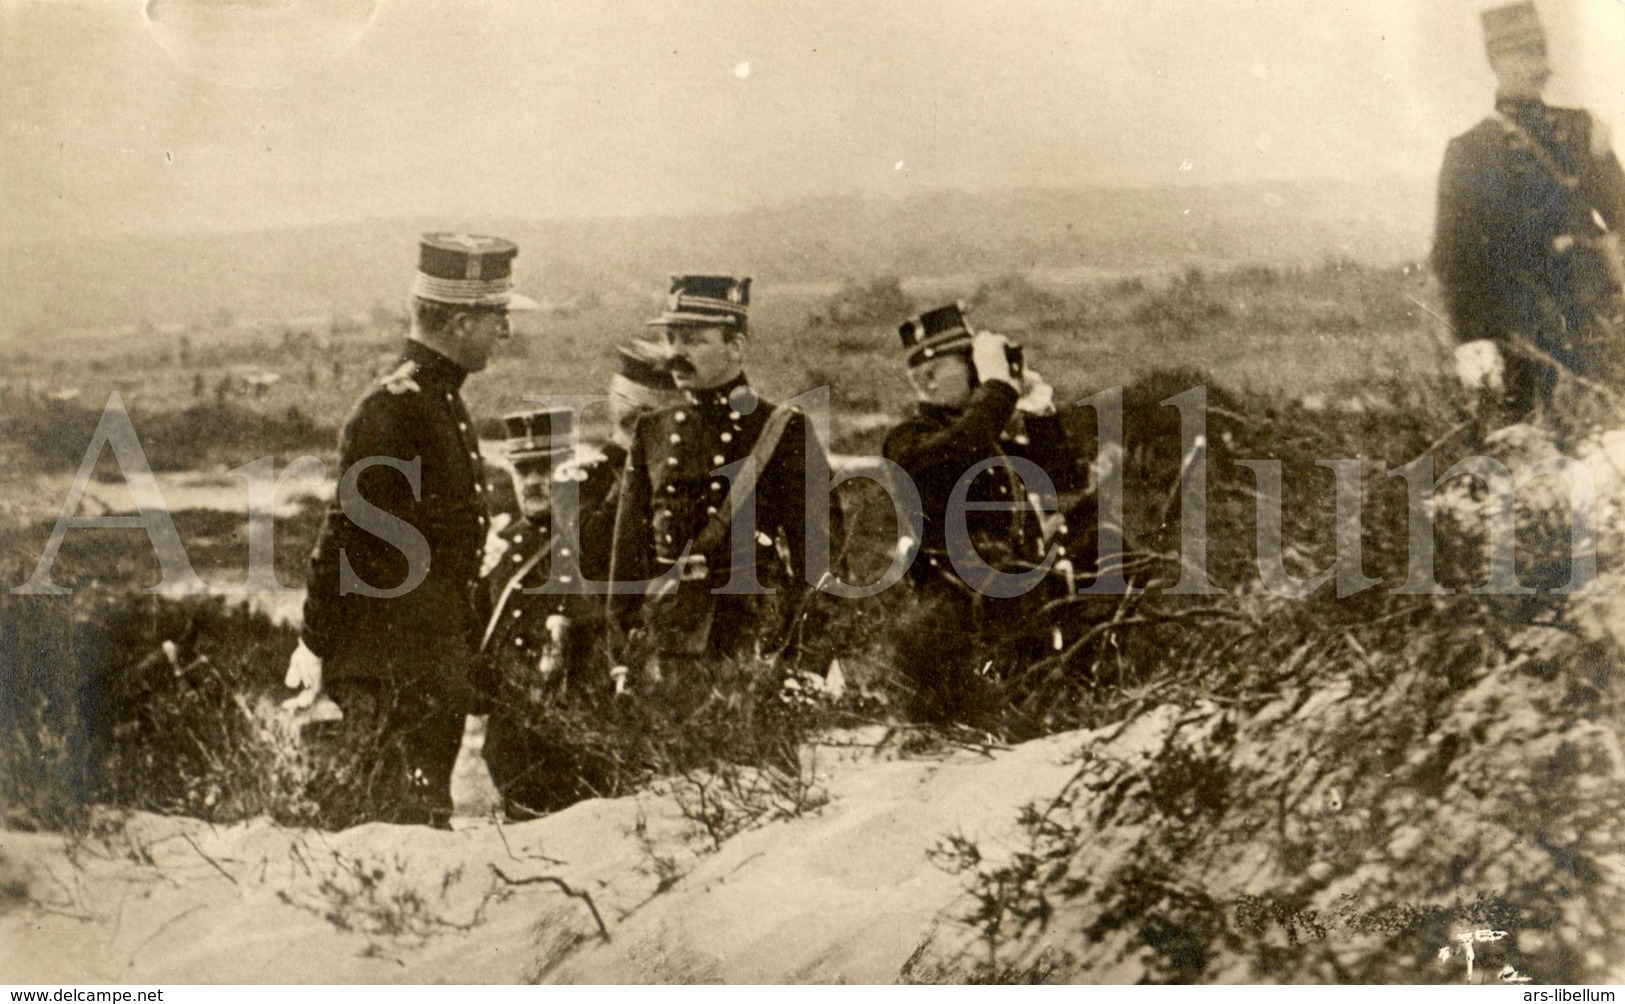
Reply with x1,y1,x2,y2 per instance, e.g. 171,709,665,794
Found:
2,0,1624,987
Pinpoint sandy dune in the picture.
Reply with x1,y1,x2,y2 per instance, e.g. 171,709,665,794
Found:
0,726,1117,984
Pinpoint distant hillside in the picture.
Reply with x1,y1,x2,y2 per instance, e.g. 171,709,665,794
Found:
0,177,1435,336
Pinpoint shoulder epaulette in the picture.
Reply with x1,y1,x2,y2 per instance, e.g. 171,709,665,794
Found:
378,360,421,396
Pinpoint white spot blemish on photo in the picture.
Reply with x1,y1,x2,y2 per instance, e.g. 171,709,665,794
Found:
734,60,751,79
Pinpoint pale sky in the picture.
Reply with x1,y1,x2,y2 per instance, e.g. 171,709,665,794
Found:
3,0,1624,242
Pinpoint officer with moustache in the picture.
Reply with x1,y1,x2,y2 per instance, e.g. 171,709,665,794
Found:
608,275,841,686
1432,0,1625,420
284,232,536,828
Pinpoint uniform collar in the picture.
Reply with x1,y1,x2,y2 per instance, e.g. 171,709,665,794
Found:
682,373,753,412
1495,95,1551,122
403,338,469,391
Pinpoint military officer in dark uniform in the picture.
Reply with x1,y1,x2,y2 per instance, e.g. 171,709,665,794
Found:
476,350,681,813
881,302,1082,721
479,348,681,685
609,275,842,687
1432,0,1625,421
284,232,536,828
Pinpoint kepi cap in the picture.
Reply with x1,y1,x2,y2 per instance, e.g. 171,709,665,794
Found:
1481,1,1545,54
645,274,750,331
899,302,975,367
503,406,573,466
609,339,681,413
411,232,538,311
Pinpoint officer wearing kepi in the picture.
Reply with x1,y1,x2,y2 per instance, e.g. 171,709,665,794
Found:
609,275,842,687
1432,0,1625,421
882,302,1082,721
479,344,681,695
481,406,583,695
285,232,536,828
477,349,682,813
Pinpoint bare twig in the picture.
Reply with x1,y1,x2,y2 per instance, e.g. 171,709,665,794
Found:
179,832,238,886
126,903,208,969
1421,419,1477,460
493,816,567,867
488,864,610,941
1505,332,1625,407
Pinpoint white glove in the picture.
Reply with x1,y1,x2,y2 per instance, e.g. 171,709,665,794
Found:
1015,368,1056,415
1454,339,1505,393
282,639,324,710
970,331,1018,390
480,512,514,578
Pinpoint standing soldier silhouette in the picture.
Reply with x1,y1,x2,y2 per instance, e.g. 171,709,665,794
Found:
882,302,1082,722
608,275,841,693
284,233,536,828
1432,0,1625,421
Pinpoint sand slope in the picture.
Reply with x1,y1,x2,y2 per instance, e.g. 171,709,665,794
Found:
0,725,1124,984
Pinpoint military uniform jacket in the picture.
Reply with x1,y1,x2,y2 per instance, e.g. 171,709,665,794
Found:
301,340,493,697
1432,97,1625,351
609,375,838,652
882,381,1079,588
480,448,624,679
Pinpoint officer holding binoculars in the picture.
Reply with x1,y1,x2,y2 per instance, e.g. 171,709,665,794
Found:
882,301,1081,721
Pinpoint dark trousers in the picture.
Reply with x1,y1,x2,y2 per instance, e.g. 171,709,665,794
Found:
305,676,466,828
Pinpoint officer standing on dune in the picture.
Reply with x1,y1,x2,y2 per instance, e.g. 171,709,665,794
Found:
1432,0,1625,420
608,275,842,688
882,302,1082,721
476,348,681,814
284,232,536,828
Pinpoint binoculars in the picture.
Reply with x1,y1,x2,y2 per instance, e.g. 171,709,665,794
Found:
1005,342,1025,376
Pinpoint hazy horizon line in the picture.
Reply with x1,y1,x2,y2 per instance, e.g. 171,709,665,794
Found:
0,171,1439,250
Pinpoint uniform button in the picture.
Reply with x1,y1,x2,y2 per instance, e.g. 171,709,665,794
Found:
670,433,682,444
720,432,733,443
478,516,488,525
674,411,687,423
458,422,468,431
710,481,722,492
559,547,571,557
514,535,523,544
445,393,454,402
706,505,718,515
665,485,677,494
663,534,673,543
515,638,525,648
712,455,725,466
512,609,523,618
560,575,573,584
667,457,678,466
512,554,523,563
728,411,740,421
486,482,494,491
